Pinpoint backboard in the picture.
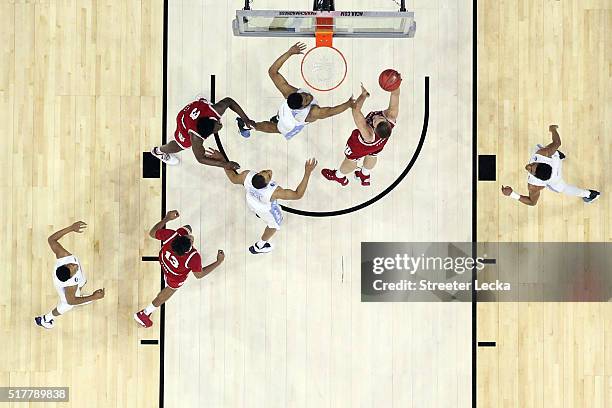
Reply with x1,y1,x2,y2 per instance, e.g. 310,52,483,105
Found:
232,10,416,39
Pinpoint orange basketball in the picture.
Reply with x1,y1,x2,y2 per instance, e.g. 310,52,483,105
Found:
378,69,402,91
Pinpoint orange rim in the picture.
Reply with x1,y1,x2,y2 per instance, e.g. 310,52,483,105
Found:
300,46,348,92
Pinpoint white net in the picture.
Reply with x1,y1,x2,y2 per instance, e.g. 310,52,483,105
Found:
300,46,347,92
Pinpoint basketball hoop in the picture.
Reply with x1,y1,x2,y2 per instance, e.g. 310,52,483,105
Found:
300,16,347,92
301,46,347,92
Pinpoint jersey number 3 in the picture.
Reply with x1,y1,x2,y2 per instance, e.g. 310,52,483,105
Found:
164,251,179,268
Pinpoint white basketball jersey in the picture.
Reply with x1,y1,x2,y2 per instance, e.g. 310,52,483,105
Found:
53,255,86,290
244,171,279,213
527,151,562,187
277,89,318,138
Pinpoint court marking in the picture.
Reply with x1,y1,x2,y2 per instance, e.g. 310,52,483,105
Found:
214,76,430,217
159,1,169,407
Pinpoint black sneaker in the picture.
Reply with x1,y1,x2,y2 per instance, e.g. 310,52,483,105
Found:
557,150,566,160
236,117,251,138
249,242,274,254
583,190,600,204
269,115,279,124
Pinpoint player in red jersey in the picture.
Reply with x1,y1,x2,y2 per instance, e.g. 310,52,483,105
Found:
150,96,255,169
134,210,225,328
321,82,400,186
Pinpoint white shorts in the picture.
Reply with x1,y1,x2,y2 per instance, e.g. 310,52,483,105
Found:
252,202,284,230
276,118,307,140
55,286,92,314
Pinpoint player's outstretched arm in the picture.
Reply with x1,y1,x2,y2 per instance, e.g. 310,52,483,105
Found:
268,42,304,98
352,84,373,141
191,135,240,170
384,85,401,121
501,184,543,206
193,250,224,279
307,96,355,122
272,158,318,201
65,286,105,305
212,98,255,128
538,125,561,157
223,168,249,185
48,221,87,259
148,210,179,239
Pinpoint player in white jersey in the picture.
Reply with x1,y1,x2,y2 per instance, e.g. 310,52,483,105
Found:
236,42,355,140
211,149,317,253
501,125,600,205
34,221,105,329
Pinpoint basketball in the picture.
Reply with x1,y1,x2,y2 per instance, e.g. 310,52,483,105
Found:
378,69,402,91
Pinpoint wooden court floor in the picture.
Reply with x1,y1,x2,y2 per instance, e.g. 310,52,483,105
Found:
477,0,612,407
1,0,610,407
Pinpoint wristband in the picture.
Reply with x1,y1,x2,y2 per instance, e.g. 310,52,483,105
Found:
510,192,520,200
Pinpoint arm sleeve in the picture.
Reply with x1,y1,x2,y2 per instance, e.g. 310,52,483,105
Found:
188,253,202,273
154,228,175,241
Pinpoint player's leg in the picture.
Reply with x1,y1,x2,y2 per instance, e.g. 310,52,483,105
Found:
549,179,600,203
34,303,70,329
134,286,177,328
237,118,280,137
151,127,185,165
355,155,377,186
250,205,282,254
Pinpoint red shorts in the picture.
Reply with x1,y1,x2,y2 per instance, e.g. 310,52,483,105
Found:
344,129,387,161
173,113,191,149
163,269,188,289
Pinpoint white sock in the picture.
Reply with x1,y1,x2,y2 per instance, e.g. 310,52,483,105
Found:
335,170,347,179
144,303,157,315
256,240,267,248
361,168,370,176
44,312,55,322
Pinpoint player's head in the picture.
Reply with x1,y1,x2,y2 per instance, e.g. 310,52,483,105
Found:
526,163,552,180
373,116,392,139
287,92,312,109
253,170,273,189
196,118,222,139
171,235,193,256
55,264,77,282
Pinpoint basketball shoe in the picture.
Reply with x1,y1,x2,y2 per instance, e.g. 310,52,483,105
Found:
354,169,371,186
134,310,153,328
321,168,348,186
34,315,54,329
249,242,274,254
151,147,179,166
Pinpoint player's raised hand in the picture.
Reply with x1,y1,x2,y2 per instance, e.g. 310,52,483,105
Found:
305,158,318,174
244,118,257,129
92,288,105,300
216,250,225,263
501,185,513,196
347,95,357,109
224,161,240,171
288,42,307,55
549,124,559,132
360,83,370,97
70,221,87,233
165,210,180,220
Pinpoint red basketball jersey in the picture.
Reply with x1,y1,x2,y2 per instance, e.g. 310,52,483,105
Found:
345,110,396,160
174,98,222,148
155,227,202,280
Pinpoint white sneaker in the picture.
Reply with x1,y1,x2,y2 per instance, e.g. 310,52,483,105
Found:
249,242,274,254
34,315,54,329
151,147,179,166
